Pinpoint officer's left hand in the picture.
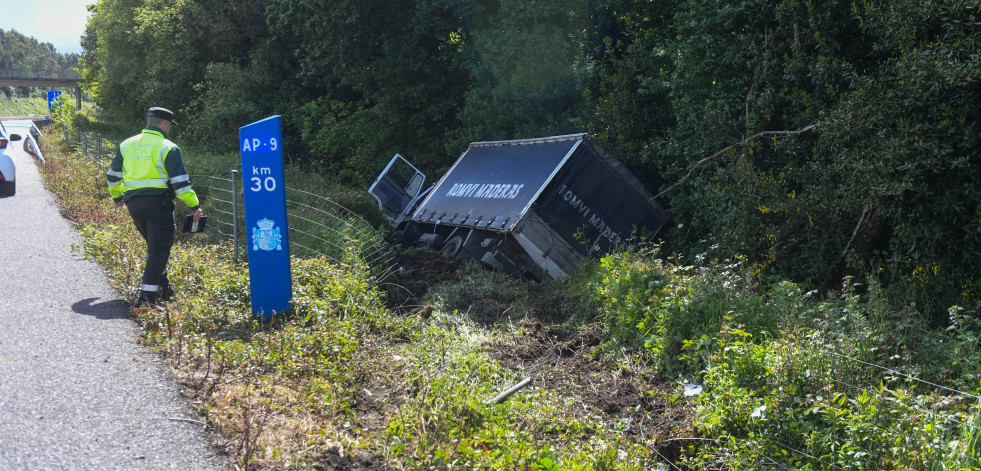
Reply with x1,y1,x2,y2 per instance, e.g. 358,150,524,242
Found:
192,208,204,222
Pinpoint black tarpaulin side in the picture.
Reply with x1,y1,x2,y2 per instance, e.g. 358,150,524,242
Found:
533,136,669,255
412,137,580,230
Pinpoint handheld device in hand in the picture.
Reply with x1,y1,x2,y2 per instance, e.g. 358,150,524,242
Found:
182,215,207,233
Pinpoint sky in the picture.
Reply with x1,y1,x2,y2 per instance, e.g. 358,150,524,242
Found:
0,0,92,54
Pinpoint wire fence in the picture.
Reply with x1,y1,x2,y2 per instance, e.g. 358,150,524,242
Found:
68,126,395,280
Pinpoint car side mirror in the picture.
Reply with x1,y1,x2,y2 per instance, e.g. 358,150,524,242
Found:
8,134,22,142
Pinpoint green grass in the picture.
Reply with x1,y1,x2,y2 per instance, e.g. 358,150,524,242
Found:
0,96,50,116
36,122,981,470
0,95,98,117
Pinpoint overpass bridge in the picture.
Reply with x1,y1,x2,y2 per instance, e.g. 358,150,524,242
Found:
0,69,83,108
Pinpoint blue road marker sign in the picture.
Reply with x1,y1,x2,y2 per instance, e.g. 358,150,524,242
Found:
240,115,292,318
47,90,62,109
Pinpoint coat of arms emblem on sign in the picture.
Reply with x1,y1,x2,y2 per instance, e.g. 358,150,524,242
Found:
252,218,283,251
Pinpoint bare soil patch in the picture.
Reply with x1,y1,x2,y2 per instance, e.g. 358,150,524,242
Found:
315,448,390,471
377,249,692,464
489,318,693,463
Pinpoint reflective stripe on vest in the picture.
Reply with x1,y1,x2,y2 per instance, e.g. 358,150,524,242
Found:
124,178,168,187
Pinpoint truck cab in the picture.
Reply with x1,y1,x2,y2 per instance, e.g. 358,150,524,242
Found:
368,154,429,228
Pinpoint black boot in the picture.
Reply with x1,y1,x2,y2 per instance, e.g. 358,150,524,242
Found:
159,276,175,301
136,290,159,308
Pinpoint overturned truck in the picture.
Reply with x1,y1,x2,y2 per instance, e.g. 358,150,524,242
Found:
369,133,669,280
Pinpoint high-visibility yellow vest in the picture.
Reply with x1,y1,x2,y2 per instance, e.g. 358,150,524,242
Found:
108,128,200,208
117,129,175,192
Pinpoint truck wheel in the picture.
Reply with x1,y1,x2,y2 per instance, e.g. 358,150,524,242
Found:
390,230,404,245
480,251,502,269
423,234,446,250
440,236,463,256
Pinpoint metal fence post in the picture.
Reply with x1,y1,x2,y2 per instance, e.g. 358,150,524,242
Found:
231,169,240,263
97,134,102,161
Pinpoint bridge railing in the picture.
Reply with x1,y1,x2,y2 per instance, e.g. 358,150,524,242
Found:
0,69,83,80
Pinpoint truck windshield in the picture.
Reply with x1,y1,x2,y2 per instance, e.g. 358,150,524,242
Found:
369,154,426,222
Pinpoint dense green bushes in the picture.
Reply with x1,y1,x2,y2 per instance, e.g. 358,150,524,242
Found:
588,246,981,468
78,0,981,318
589,244,981,386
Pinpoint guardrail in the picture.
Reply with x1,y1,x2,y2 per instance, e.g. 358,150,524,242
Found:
0,116,52,121
63,125,395,280
24,134,44,164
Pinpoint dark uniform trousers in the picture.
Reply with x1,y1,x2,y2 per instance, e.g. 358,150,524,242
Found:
125,195,175,289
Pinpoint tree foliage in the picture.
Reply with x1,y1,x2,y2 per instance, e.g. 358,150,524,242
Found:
0,29,79,71
81,0,981,313
0,28,80,98
267,0,474,180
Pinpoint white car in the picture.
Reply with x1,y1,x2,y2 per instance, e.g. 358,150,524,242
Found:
0,120,23,196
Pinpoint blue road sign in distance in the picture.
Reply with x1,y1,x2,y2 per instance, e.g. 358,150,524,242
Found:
240,115,292,318
47,90,62,109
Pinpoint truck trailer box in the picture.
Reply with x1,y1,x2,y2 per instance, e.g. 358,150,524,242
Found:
369,133,668,279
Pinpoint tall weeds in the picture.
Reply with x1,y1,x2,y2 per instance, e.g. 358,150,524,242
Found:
588,246,981,469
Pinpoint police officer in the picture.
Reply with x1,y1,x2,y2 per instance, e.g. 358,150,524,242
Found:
106,107,204,307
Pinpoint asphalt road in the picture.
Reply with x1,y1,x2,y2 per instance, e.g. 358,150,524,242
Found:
0,121,228,470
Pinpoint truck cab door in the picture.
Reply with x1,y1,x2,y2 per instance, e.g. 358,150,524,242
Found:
368,154,427,227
